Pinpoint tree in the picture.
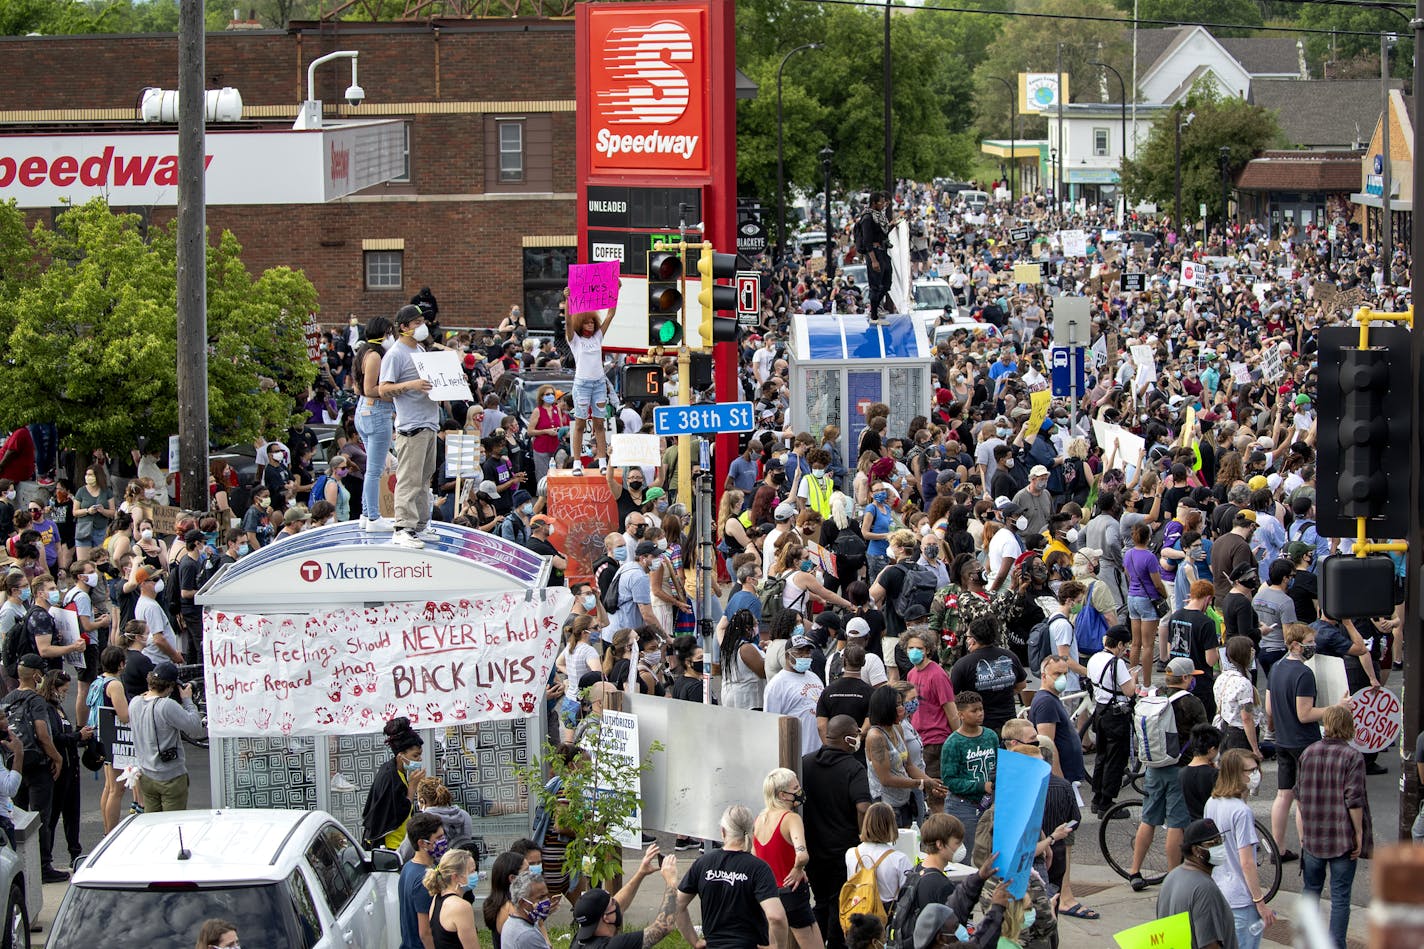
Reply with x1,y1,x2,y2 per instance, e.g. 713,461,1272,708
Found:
1118,83,1280,217
1295,4,1413,80
0,199,317,453
973,0,1130,139
1133,0,1262,37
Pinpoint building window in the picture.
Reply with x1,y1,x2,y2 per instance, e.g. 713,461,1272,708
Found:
392,123,411,183
499,121,524,182
364,250,403,290
1093,128,1110,157
523,245,577,331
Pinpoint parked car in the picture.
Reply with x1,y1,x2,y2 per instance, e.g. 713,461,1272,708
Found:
842,263,868,297
959,190,990,213
46,809,401,949
0,837,28,949
911,278,957,316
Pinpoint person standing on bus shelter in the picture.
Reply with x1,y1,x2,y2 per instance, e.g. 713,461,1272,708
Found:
565,286,620,477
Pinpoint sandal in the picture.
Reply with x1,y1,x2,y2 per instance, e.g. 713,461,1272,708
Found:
1061,903,1101,919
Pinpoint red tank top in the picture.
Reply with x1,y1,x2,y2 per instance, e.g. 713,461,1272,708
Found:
754,811,795,885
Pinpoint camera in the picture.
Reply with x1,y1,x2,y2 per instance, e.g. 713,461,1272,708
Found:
344,84,365,108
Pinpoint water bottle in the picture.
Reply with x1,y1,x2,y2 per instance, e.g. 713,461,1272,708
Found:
1248,916,1266,937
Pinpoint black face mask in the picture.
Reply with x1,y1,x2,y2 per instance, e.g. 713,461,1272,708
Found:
691,660,705,675
632,525,647,539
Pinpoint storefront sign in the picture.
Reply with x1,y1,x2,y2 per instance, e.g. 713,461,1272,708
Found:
203,590,572,737
0,120,404,207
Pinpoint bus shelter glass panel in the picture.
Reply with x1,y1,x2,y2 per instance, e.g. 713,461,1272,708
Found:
222,736,318,810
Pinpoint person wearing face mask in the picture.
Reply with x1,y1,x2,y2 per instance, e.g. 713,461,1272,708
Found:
1028,655,1087,785
1205,750,1277,948
796,449,836,520
891,812,998,948
363,716,427,850
800,715,872,949
1155,818,1240,949
861,484,896,581
984,502,1025,596
499,489,536,547
352,315,398,531
526,384,568,485
126,659,203,813
752,768,823,949
378,304,441,549
422,846,482,949
907,860,1008,949
571,847,684,949
73,465,114,564
667,635,712,705
399,813,449,949
764,635,825,756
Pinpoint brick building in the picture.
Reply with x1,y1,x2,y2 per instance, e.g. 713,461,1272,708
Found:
0,19,579,330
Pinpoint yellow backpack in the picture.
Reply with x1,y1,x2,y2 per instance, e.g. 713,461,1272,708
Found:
839,848,893,932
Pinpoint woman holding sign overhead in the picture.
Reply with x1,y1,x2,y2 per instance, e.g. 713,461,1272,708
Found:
564,281,619,477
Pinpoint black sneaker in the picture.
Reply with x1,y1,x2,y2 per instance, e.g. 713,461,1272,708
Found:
1129,873,1147,891
41,867,69,883
675,836,700,851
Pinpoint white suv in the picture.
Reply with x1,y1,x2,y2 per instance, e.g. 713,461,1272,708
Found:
45,810,401,949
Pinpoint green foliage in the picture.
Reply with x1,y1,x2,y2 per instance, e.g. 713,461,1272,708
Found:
972,0,1130,139
0,199,317,453
1136,0,1262,37
1296,5,1412,80
1119,91,1280,219
516,725,664,890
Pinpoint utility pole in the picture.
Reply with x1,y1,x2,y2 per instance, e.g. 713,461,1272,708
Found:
177,0,208,511
1397,0,1423,841
883,0,893,195
1056,43,1065,213
1381,31,1393,286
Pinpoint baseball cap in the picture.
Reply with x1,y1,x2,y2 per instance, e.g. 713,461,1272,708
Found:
1285,540,1313,561
477,480,499,500
151,660,181,683
1166,656,1204,678
634,540,659,558
530,515,552,528
284,503,310,523
774,502,797,522
17,653,44,671
1294,393,1311,405
1104,625,1132,647
1074,546,1104,563
1247,475,1269,491
1182,818,1223,849
395,303,423,325
790,635,814,651
572,889,613,940
643,486,667,503
845,617,871,639
1255,436,1276,451
134,566,157,584
1029,464,1050,479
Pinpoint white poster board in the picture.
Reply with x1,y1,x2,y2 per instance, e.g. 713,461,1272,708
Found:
1306,654,1349,709
1059,229,1087,257
1130,344,1157,394
410,350,475,402
50,606,85,671
609,433,662,469
444,434,484,478
202,590,572,737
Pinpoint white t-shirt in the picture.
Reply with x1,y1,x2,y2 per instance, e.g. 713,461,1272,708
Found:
137,595,178,664
620,407,642,434
752,346,776,384
566,641,601,684
844,842,912,902
568,330,605,381
1086,651,1131,706
985,528,1022,590
763,669,824,756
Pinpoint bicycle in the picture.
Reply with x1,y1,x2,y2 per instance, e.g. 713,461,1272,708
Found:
1099,799,1282,900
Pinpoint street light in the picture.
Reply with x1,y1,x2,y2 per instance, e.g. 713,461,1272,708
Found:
1173,109,1194,235
986,75,1017,205
820,145,835,278
1088,60,1126,220
1218,146,1231,232
777,43,823,263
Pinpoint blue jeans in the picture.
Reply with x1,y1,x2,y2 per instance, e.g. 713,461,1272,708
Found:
1231,904,1264,949
1301,849,1357,949
945,796,981,857
353,398,394,519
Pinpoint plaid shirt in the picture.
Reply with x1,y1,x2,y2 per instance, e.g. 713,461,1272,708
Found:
1296,738,1373,860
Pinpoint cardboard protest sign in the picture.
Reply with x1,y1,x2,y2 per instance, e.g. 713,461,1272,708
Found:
1306,654,1349,709
410,350,475,402
590,709,644,847
203,589,573,737
1113,912,1193,949
610,433,662,468
1348,686,1402,754
1012,263,1042,285
1022,389,1053,440
991,749,1051,898
545,471,620,586
444,434,483,478
568,262,621,313
151,504,182,535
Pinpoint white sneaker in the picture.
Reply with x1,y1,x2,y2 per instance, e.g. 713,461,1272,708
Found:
392,529,425,549
361,515,396,532
572,459,585,476
597,457,608,474
416,526,441,542
330,773,357,794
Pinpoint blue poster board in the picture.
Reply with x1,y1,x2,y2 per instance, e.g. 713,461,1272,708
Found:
990,749,1051,898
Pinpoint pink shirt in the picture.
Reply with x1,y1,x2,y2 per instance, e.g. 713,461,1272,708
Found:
907,661,955,746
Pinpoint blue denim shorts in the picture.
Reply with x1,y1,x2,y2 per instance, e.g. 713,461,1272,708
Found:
1141,764,1190,829
571,377,607,421
1127,595,1158,621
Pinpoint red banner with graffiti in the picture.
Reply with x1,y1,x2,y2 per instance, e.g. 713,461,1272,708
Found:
545,471,620,586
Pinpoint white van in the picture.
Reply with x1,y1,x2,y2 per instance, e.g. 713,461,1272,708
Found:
960,190,990,213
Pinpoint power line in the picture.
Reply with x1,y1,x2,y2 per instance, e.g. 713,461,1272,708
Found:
789,0,1403,38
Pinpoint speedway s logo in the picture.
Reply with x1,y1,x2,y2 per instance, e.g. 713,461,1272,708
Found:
585,6,709,174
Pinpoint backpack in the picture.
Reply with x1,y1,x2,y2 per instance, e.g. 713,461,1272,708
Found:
1046,458,1078,497
885,865,938,949
602,563,634,614
891,562,938,622
758,573,806,629
1074,581,1109,656
0,692,42,758
832,529,868,560
590,556,617,600
1132,691,1189,768
839,848,893,933
307,474,330,508
1028,614,1068,673
2,607,43,673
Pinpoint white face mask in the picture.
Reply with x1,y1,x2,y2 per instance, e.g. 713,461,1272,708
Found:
1248,769,1261,794
1015,514,1028,532
381,336,395,352
1064,527,1079,544
411,323,431,343
951,843,967,864
1206,843,1229,866
140,529,154,541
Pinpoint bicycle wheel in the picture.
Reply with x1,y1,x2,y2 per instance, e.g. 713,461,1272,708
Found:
1253,818,1282,902
1098,800,1169,885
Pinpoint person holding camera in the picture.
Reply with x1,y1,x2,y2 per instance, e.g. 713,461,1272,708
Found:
127,660,204,812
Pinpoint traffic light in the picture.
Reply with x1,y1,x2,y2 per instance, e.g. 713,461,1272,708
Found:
696,241,739,347
1315,324,1411,538
647,250,684,347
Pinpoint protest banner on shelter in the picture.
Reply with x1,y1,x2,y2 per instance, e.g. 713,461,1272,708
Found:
545,470,620,586
203,588,573,737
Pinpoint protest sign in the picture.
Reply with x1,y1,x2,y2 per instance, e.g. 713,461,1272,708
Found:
1259,345,1284,383
1306,654,1349,709
1348,686,1402,754
410,350,475,402
444,434,483,478
1112,912,1193,949
1059,229,1087,257
1093,419,1145,478
590,709,643,848
610,433,662,468
202,589,573,737
50,606,85,672
1022,389,1052,439
1012,263,1042,285
991,749,1051,898
98,706,136,770
168,434,180,472
1130,344,1156,394
1178,406,1196,449
151,504,182,535
1230,362,1252,385
545,471,620,586
568,262,621,313
1180,260,1200,287
1090,336,1108,368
